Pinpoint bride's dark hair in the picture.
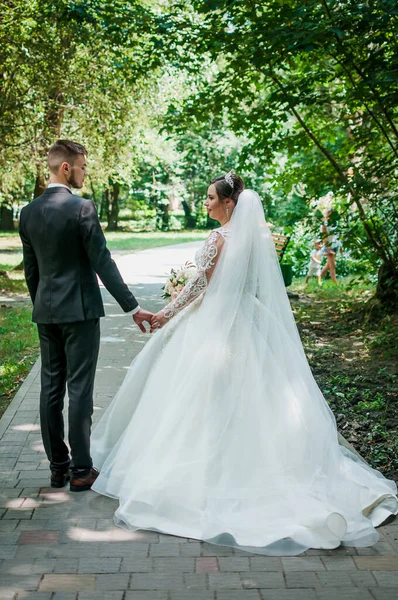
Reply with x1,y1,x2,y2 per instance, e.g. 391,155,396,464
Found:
210,173,244,204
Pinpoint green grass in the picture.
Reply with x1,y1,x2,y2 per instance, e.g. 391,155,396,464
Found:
0,231,20,238
290,275,375,302
0,306,39,418
104,230,208,252
0,275,28,295
0,251,23,271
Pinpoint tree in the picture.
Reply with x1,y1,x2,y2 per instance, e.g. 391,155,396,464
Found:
0,0,157,218
162,0,398,298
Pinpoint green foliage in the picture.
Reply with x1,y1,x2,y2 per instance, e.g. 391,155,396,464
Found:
1,0,397,291
0,306,39,418
162,0,398,295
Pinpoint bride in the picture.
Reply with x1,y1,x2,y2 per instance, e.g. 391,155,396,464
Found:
91,172,397,555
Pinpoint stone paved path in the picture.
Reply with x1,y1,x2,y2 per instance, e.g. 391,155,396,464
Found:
1,243,397,600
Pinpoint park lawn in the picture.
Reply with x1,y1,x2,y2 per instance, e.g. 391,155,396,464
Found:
0,306,39,419
105,230,208,251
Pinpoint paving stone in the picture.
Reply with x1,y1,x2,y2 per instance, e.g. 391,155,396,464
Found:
180,542,202,556
157,533,183,544
216,593,260,600
121,557,153,572
51,594,77,600
0,575,41,590
129,573,184,590
80,594,123,600
16,593,53,600
315,590,373,600
19,531,59,544
149,542,180,557
53,558,79,573
196,557,219,573
208,573,243,589
284,571,319,588
218,557,250,572
254,591,317,600
348,571,377,587
370,590,398,600
94,573,130,590
169,593,215,600
3,509,33,519
39,574,96,591
15,520,49,531
16,545,53,559
183,574,208,589
250,557,283,571
153,557,195,572
0,520,18,532
372,570,398,586
47,543,102,558
0,532,20,544
31,558,56,574
356,542,398,556
0,592,18,600
78,557,121,573
201,544,235,556
99,542,149,557
240,572,285,589
316,571,353,586
321,556,357,571
0,559,34,575
125,593,169,600
282,557,326,571
0,546,17,559
354,556,398,570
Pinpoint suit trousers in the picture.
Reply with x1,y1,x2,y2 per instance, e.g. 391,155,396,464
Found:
37,319,100,475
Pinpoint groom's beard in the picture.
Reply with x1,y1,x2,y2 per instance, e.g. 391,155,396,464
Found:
66,169,83,189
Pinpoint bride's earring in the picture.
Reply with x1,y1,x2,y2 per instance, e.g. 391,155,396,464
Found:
226,207,229,220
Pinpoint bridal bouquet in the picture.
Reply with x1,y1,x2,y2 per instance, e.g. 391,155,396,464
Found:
162,262,197,301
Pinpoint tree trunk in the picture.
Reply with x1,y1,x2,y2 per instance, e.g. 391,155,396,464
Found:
158,202,169,231
33,171,46,199
99,191,107,221
182,200,196,229
376,262,398,303
0,204,14,231
107,181,119,231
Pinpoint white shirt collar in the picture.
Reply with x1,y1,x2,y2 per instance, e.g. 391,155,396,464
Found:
47,183,71,191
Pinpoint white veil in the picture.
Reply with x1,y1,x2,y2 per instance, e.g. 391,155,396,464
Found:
92,189,397,555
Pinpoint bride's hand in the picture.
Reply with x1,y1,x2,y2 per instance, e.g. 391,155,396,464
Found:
150,310,168,333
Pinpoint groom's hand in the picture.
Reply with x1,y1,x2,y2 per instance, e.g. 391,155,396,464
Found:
132,308,153,333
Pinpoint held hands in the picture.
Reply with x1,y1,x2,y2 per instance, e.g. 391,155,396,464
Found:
150,310,168,333
132,308,154,333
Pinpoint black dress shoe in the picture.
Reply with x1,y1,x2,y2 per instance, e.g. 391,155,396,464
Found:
70,467,99,492
50,470,70,489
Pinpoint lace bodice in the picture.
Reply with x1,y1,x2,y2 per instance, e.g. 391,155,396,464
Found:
163,227,228,320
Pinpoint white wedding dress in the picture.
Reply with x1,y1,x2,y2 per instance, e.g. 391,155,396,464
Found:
91,190,397,555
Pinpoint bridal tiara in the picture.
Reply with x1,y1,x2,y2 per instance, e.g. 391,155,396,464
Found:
224,170,234,189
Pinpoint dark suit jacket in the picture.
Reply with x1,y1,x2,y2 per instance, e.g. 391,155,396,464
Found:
19,186,138,324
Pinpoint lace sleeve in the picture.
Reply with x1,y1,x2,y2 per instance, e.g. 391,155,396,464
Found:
163,230,225,320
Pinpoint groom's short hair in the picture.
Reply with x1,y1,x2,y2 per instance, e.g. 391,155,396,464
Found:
47,140,88,173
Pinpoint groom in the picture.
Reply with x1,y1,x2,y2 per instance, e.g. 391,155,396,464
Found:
19,140,153,492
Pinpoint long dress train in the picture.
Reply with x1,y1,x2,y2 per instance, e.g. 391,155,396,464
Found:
91,189,397,555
